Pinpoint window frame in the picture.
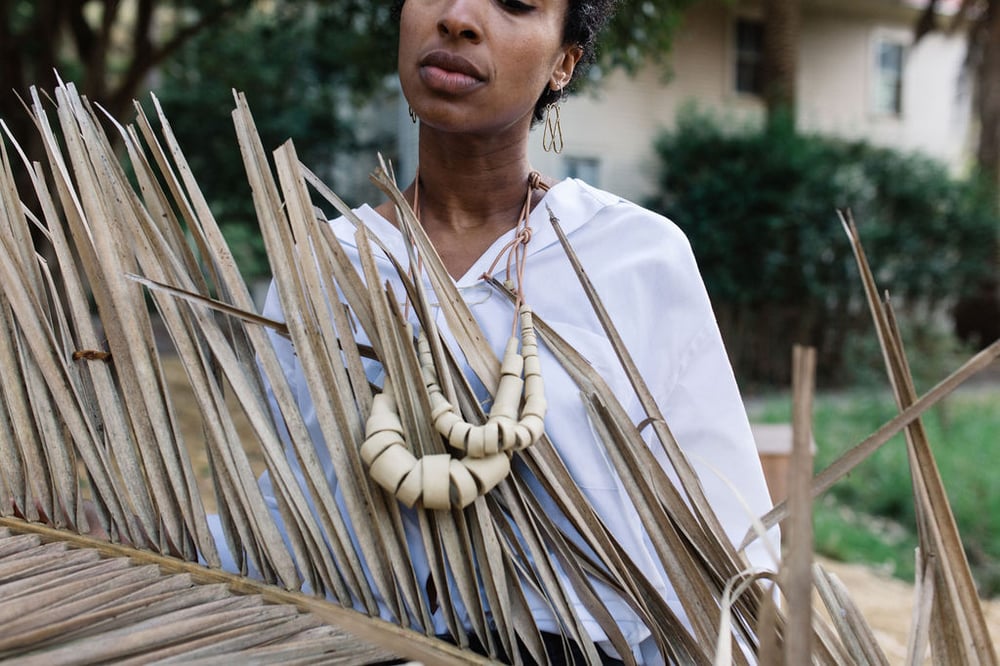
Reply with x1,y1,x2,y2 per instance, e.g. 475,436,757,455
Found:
732,15,765,99
870,30,908,118
562,156,601,187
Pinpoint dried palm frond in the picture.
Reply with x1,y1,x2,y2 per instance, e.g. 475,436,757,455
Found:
0,78,997,664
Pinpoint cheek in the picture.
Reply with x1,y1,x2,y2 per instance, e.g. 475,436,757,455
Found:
397,2,429,59
396,6,424,95
509,38,562,93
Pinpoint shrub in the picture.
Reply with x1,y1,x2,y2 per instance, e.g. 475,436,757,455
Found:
647,108,998,386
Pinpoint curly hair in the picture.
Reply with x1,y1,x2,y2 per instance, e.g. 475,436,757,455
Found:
393,0,619,122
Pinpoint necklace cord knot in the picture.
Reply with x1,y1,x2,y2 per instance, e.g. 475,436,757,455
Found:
480,171,541,334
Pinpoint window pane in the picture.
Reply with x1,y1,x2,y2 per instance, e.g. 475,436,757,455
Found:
873,40,904,115
735,18,764,96
564,157,600,186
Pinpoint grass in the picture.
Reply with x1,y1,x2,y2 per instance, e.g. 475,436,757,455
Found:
748,379,1000,596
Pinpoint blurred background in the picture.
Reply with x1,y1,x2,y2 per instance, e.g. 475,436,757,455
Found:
2,0,999,632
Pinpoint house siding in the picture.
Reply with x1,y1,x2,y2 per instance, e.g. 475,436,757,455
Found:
520,0,971,204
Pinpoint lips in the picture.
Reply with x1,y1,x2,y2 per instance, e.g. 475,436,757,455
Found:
419,50,486,94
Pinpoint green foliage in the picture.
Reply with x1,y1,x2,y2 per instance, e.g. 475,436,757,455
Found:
647,108,999,385
838,313,975,393
146,0,700,280
3,0,699,280
750,384,1000,595
600,0,700,74
812,496,918,581
151,2,399,279
1,0,256,120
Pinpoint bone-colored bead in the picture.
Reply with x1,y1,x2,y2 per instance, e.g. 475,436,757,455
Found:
369,444,416,493
481,426,500,456
514,425,532,450
489,375,524,420
448,420,472,451
421,454,452,510
364,408,404,437
449,459,478,508
524,374,544,398
523,354,542,378
462,453,511,493
499,338,524,377
494,419,517,451
520,413,544,443
420,364,438,387
366,391,397,424
416,331,432,356
466,425,487,458
428,392,453,423
521,395,547,420
395,463,423,508
361,430,404,466
480,421,500,457
433,409,461,437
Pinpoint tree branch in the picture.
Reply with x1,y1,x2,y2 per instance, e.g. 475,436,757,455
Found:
107,1,248,121
914,0,941,42
68,0,97,68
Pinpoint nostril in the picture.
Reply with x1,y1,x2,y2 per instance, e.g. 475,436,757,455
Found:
437,14,481,43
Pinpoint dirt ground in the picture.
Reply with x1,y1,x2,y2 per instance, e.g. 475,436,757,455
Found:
818,557,1000,663
160,356,1000,663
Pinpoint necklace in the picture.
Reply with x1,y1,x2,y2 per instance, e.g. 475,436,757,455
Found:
361,173,547,510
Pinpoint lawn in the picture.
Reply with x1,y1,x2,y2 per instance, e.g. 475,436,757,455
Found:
748,377,1000,597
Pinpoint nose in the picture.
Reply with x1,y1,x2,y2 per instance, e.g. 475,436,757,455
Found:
437,0,482,43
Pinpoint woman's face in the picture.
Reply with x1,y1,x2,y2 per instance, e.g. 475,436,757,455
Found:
398,0,580,137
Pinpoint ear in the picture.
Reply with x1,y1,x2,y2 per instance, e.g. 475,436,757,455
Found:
550,45,583,91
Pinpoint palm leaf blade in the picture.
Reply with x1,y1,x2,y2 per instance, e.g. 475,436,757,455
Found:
1,76,996,664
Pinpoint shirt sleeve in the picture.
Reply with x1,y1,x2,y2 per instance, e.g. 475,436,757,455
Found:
657,319,778,561
636,223,779,569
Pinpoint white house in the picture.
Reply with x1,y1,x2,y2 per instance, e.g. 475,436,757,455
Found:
381,0,972,205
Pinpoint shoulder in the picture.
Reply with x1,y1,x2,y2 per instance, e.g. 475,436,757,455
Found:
547,179,699,281
553,179,692,252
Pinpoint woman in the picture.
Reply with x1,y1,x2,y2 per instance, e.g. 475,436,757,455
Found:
251,0,778,663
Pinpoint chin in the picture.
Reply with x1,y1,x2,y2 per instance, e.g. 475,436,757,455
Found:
419,105,531,139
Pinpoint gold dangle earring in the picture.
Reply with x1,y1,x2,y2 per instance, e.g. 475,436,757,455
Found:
542,87,564,154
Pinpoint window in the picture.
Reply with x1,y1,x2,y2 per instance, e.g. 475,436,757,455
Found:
564,156,600,186
873,39,905,116
734,18,764,96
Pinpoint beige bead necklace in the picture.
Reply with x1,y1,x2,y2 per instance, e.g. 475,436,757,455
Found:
361,173,548,510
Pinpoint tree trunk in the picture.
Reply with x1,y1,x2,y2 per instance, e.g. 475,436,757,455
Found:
976,0,1000,183
914,0,1000,348
956,0,1000,350
762,0,801,129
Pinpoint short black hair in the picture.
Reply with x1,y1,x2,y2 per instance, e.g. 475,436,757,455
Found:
393,0,619,122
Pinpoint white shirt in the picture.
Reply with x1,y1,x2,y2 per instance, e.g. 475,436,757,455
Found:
252,177,777,663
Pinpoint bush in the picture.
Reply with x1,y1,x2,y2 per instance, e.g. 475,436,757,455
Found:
646,108,998,386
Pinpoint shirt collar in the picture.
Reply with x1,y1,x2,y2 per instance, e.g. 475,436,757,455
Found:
331,178,612,287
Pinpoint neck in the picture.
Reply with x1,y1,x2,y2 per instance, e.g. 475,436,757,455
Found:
410,124,537,232
379,122,551,279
